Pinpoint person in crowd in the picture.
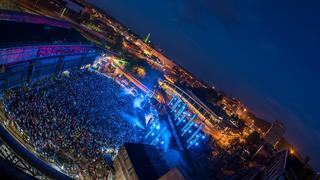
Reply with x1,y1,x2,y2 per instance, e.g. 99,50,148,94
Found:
3,69,144,177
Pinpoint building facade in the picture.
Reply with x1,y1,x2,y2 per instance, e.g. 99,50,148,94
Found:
113,143,185,180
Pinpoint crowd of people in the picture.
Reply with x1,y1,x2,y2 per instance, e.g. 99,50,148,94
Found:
3,69,144,178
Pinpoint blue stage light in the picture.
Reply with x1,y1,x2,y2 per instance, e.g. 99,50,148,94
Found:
188,130,191,133
151,133,155,136
202,135,205,139
195,142,199,146
160,141,164,144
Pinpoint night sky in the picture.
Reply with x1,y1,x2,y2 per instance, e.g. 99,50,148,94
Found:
89,0,320,170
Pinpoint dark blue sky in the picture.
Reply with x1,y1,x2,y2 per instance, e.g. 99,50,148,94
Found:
89,0,320,169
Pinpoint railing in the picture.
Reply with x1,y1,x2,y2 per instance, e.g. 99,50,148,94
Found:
0,137,46,179
161,80,220,120
160,80,223,132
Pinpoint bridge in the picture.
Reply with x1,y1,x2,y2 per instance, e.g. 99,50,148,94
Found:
159,80,222,130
